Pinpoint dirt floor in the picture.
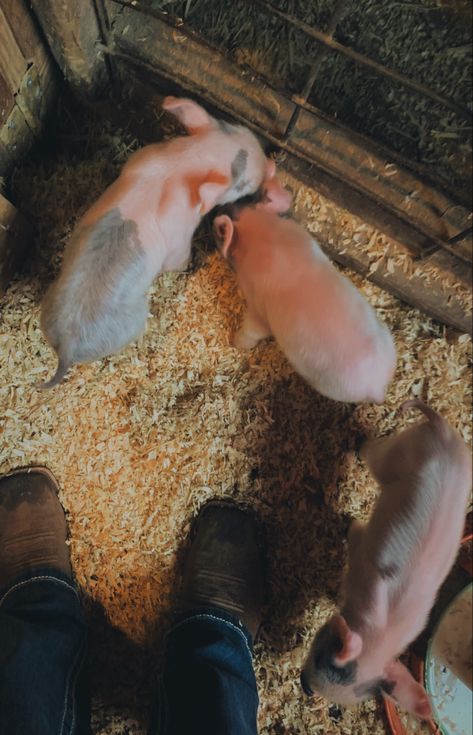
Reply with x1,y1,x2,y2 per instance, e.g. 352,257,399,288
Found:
0,101,471,734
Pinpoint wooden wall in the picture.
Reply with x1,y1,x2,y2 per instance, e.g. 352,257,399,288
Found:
0,0,56,177
0,0,56,292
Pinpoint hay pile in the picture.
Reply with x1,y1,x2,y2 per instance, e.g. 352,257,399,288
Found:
1,102,471,734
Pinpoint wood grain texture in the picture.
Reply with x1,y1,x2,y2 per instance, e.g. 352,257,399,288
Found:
30,0,110,98
0,192,33,292
0,6,27,92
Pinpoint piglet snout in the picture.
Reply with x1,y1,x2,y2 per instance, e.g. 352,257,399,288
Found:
259,176,293,214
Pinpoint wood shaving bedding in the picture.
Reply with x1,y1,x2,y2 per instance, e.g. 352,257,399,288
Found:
1,105,471,734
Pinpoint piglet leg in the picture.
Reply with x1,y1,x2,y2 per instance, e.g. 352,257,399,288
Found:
382,660,432,720
232,310,271,350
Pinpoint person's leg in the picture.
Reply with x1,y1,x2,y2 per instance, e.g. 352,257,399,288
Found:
0,467,90,735
150,502,265,735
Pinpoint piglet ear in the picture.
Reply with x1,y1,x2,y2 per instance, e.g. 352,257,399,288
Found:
162,96,215,134
198,173,231,215
213,215,235,259
259,176,293,214
331,615,363,666
383,660,432,720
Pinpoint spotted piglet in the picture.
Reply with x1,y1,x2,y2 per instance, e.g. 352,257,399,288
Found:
40,97,272,387
301,400,472,719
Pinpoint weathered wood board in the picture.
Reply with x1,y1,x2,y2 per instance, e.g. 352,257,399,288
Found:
0,192,33,293
29,0,110,99
0,0,57,289
0,0,57,176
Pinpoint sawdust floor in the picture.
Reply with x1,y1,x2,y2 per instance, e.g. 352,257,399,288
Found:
1,101,471,735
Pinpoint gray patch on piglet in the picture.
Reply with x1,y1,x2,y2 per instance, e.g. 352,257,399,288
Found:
230,148,249,193
40,208,149,385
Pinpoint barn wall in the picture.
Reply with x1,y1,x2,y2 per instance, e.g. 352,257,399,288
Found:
0,0,56,292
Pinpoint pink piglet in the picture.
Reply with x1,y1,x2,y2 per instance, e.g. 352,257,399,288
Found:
213,171,396,403
301,400,472,718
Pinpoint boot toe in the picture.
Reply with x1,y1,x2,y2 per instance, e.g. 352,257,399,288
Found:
0,467,71,589
181,501,266,640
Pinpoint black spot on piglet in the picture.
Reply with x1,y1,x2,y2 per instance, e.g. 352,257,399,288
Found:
230,148,248,183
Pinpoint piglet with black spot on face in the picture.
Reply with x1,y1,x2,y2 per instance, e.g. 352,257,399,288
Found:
301,400,472,720
39,96,272,388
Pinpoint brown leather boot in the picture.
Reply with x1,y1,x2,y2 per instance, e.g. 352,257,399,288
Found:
0,467,71,590
181,500,265,641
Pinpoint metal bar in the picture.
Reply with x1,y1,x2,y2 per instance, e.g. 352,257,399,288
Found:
283,0,350,139
92,0,119,94
300,0,351,101
448,225,473,245
250,0,472,120
290,95,469,207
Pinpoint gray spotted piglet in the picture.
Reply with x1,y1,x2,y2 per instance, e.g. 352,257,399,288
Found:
301,400,472,719
39,96,271,387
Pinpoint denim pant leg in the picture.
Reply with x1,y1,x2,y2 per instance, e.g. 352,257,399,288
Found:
0,569,90,735
150,608,259,735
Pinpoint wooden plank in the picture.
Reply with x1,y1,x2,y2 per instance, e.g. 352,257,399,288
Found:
0,103,34,176
0,192,33,293
0,70,15,128
30,0,110,98
0,6,28,92
290,108,472,255
15,55,58,137
442,223,472,264
283,154,441,258
0,0,43,61
424,249,472,291
0,0,57,175
108,3,295,139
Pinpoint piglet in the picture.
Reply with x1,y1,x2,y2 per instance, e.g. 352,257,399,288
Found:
39,96,270,387
213,178,396,403
301,399,472,718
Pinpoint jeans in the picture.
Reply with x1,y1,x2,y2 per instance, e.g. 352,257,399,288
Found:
0,569,259,735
